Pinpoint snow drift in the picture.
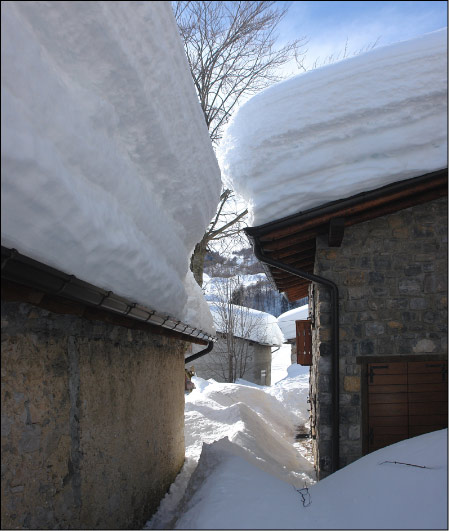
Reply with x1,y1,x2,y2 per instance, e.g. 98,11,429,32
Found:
175,429,447,529
218,29,447,226
1,1,221,334
145,366,312,529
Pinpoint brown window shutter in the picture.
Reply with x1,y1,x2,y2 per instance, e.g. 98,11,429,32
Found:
296,320,312,366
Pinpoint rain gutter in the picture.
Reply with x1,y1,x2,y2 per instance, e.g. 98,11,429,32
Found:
1,246,216,345
185,340,214,364
251,238,340,473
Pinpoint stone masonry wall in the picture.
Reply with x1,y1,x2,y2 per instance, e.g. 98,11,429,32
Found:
1,301,186,529
310,197,447,479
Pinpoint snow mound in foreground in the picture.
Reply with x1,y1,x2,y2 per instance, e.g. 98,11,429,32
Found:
145,368,311,529
175,429,447,529
1,2,220,334
218,29,447,226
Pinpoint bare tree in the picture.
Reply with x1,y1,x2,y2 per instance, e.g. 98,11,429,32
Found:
199,276,267,382
173,1,307,285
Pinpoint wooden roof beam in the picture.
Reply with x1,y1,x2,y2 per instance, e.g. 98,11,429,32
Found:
328,217,345,247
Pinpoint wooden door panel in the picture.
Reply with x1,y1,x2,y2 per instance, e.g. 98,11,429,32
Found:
369,374,407,386
408,382,447,393
408,391,447,403
369,393,407,404
408,361,447,373
369,415,408,427
371,425,408,436
296,320,312,366
409,426,447,437
409,402,447,416
369,403,408,416
408,414,448,426
369,434,407,451
365,359,448,455
409,373,447,384
368,384,408,394
369,362,407,374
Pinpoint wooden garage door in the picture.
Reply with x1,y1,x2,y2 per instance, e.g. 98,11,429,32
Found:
368,360,447,453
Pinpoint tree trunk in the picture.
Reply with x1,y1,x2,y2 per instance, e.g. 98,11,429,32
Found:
190,237,209,286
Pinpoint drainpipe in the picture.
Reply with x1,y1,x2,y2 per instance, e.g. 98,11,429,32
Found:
253,240,340,473
185,340,214,365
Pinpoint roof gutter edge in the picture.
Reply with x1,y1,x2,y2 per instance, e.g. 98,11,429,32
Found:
1,246,216,344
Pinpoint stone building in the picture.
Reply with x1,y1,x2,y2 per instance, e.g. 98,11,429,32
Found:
191,334,274,385
1,2,221,528
249,174,448,481
189,303,284,385
218,29,447,480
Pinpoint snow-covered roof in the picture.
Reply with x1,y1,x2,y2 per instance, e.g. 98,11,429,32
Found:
277,305,309,340
218,29,447,227
1,2,221,335
208,302,285,347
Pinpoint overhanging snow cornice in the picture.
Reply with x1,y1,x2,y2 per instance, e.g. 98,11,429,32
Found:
1,246,215,345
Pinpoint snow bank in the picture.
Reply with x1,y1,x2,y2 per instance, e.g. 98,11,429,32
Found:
175,429,448,529
208,301,285,346
1,2,221,334
218,29,447,226
145,368,312,529
278,304,309,340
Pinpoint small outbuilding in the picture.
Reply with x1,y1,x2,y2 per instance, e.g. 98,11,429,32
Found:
189,302,284,385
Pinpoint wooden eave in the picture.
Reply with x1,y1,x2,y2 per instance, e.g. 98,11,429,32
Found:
245,169,448,302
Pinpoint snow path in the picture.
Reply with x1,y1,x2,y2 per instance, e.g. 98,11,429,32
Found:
145,366,313,529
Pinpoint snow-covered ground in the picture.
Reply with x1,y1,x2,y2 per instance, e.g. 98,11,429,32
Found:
172,429,447,530
145,365,312,529
146,366,447,530
1,1,221,334
271,343,308,384
218,28,447,226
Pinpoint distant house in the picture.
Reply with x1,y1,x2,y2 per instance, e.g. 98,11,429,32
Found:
219,29,448,480
278,305,309,365
1,2,220,529
189,303,284,385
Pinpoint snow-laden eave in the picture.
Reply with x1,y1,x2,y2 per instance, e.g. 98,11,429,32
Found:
245,168,448,302
216,331,282,348
1,246,216,345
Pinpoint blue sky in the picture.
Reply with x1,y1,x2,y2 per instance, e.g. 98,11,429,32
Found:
277,1,447,71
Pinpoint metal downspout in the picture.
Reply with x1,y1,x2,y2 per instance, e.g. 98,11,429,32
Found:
185,340,214,365
253,240,340,473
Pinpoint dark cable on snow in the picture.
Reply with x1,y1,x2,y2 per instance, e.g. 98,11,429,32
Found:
379,460,431,469
294,484,311,507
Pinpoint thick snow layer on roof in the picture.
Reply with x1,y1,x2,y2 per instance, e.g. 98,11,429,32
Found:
218,29,447,226
278,305,309,340
1,2,221,334
208,302,285,346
